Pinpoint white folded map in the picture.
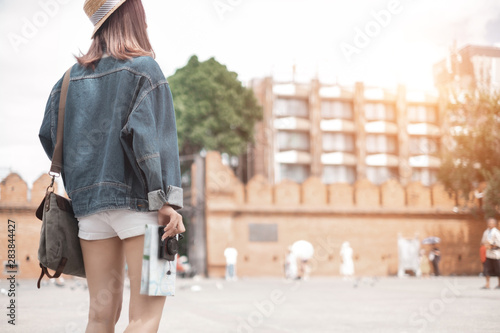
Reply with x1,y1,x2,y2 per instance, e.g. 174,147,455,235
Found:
140,223,177,296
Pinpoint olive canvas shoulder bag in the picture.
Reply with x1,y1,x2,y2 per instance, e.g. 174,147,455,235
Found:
35,67,86,288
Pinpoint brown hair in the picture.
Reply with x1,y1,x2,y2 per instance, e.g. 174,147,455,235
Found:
76,0,155,70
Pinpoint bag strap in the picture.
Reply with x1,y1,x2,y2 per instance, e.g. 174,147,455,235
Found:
50,67,72,176
37,257,68,289
37,68,72,289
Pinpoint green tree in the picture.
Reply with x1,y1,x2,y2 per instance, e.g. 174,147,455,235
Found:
484,169,500,218
168,55,263,157
438,90,500,216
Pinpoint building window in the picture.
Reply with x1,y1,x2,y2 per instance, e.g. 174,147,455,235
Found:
409,137,439,155
411,168,438,186
274,98,308,118
365,103,395,121
322,165,356,184
322,133,354,152
277,131,310,151
279,164,310,183
408,105,437,123
321,101,353,119
366,134,397,154
366,167,398,185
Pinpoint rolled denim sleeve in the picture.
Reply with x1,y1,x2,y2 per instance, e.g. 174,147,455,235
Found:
123,82,183,211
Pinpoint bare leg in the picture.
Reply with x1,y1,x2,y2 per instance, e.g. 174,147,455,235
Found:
80,237,125,333
123,235,166,333
485,276,490,288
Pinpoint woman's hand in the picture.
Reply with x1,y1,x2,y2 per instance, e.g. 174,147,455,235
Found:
158,204,185,240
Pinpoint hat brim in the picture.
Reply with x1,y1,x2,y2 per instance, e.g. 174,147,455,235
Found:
90,0,128,39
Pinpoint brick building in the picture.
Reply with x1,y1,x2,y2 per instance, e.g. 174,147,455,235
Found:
204,151,483,278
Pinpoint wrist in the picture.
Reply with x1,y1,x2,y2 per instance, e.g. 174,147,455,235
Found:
159,203,173,211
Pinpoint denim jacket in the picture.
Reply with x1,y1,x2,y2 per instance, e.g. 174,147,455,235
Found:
39,56,183,218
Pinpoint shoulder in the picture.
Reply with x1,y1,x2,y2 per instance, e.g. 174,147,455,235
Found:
70,57,167,89
48,70,69,96
48,63,80,96
45,67,73,106
125,56,167,87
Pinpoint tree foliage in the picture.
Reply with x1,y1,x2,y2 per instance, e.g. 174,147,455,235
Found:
168,55,263,156
438,90,500,216
484,168,500,218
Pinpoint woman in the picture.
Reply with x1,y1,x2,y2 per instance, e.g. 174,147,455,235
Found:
39,0,185,332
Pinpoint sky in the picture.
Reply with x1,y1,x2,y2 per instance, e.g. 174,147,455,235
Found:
0,0,499,187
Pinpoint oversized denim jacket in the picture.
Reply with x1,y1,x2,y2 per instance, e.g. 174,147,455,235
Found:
39,56,183,218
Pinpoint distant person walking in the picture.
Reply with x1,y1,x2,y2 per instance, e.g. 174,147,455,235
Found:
299,259,311,280
429,247,441,276
481,218,500,289
340,241,354,279
284,246,298,280
290,240,314,280
224,247,238,281
479,244,487,274
419,249,431,278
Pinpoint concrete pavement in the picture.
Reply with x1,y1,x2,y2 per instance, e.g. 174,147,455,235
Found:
0,276,499,333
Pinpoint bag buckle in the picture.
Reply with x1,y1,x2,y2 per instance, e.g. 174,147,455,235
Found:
46,172,59,193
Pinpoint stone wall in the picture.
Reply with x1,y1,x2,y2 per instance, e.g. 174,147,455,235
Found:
0,154,486,280
204,151,484,278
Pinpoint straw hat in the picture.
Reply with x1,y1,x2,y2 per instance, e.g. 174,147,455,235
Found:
84,0,127,38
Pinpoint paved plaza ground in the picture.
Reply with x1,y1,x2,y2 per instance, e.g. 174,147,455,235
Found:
0,275,499,333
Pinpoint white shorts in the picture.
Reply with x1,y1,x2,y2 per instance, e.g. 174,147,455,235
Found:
77,209,158,240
